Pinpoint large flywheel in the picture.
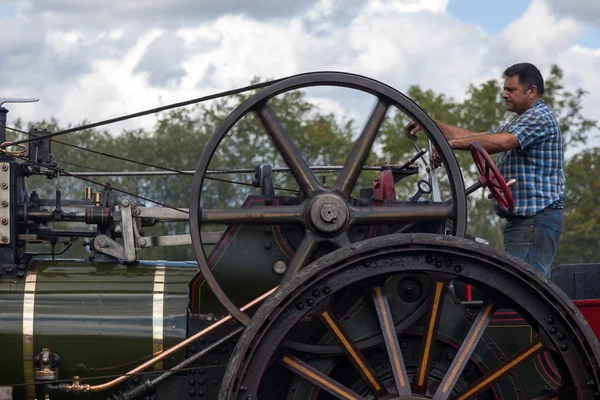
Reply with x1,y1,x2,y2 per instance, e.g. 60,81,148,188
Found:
219,234,600,400
189,72,468,325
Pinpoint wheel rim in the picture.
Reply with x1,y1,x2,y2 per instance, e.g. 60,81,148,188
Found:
189,72,468,325
220,233,600,399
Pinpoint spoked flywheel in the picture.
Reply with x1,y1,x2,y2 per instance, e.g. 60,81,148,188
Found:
189,72,468,326
219,234,600,400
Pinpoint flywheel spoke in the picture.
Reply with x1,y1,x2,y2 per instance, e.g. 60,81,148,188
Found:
433,299,497,400
370,285,412,397
199,205,304,225
414,275,449,394
455,341,546,400
256,104,322,196
351,202,453,226
281,232,318,283
320,309,387,396
280,354,367,400
335,99,390,195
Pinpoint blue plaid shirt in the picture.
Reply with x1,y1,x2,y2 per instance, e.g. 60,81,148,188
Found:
487,99,565,217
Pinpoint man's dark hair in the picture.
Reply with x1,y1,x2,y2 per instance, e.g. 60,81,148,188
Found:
503,63,545,96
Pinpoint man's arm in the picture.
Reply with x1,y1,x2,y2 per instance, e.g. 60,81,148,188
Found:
449,132,519,154
405,119,484,140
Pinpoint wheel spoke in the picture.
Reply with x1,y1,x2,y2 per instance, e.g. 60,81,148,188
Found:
433,300,497,399
335,99,390,195
256,104,322,196
320,309,387,396
414,275,449,394
200,205,304,225
280,354,367,400
351,202,453,226
281,232,318,283
455,341,545,400
370,286,412,397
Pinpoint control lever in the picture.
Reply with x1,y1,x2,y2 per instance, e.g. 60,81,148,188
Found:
410,180,432,202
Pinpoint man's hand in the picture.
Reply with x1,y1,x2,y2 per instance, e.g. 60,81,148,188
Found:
404,120,422,140
430,148,443,168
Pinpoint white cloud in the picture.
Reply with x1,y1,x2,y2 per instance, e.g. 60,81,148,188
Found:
1,0,599,156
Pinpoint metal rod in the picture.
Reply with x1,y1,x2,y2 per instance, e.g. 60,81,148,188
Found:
87,287,277,393
152,327,244,386
51,165,388,177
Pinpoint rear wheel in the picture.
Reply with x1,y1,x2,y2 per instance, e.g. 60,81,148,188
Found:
220,233,600,399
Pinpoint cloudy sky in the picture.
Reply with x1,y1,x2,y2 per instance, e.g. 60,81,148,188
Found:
1,0,599,153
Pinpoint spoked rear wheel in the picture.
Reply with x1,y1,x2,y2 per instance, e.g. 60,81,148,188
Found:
220,234,600,400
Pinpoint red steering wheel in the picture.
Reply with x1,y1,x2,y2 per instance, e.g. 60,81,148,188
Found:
470,140,514,213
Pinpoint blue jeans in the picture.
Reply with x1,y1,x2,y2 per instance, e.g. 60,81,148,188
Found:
503,208,563,278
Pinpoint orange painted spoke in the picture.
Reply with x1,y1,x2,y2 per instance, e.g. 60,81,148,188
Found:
335,99,389,195
413,277,448,394
281,354,366,400
433,300,497,399
256,105,321,196
456,342,545,400
320,310,386,396
370,286,412,397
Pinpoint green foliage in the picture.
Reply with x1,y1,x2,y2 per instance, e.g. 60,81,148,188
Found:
554,148,600,265
14,65,599,267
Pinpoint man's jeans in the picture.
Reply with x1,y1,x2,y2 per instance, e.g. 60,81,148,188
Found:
503,208,563,278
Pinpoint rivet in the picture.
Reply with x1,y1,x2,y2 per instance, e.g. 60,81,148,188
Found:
0,182,7,189
454,265,462,273
434,260,443,268
323,287,331,295
296,303,304,310
312,289,320,297
561,344,569,351
547,317,554,324
1,200,8,207
1,218,7,225
307,299,315,306
1,236,8,243
264,241,272,250
1,164,8,171
558,333,565,340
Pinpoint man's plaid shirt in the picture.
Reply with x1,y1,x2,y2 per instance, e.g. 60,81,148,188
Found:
487,99,565,217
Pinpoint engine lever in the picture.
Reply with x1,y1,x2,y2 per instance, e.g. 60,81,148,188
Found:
398,147,427,170
410,180,432,202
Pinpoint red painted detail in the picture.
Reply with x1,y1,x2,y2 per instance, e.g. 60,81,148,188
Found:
465,284,473,301
372,170,396,201
574,299,600,339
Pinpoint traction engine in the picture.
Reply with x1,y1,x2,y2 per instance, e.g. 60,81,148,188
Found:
0,73,598,400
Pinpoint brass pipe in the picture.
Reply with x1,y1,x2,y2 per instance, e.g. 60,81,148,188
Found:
86,287,277,393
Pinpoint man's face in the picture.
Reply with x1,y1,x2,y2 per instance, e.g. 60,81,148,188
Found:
501,75,536,114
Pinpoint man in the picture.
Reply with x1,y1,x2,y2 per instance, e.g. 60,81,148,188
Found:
405,63,564,278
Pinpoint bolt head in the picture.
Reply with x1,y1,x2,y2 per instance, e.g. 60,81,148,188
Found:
121,198,130,207
1,200,8,207
1,236,8,243
1,182,7,189
138,238,147,247
126,253,136,262
1,218,8,225
1,164,8,171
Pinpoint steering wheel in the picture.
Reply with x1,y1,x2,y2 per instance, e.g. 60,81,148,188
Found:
470,140,514,213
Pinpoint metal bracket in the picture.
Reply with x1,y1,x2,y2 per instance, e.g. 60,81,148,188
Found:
0,97,39,107
119,199,137,262
0,163,10,244
93,235,126,260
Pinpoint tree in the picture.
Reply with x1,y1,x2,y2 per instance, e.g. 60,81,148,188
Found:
555,148,600,265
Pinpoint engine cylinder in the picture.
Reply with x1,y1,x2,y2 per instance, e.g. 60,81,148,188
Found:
0,259,197,399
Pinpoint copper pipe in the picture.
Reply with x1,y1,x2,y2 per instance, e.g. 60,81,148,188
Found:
87,287,277,393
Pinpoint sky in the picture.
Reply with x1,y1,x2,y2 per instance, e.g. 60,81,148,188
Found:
1,0,599,156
